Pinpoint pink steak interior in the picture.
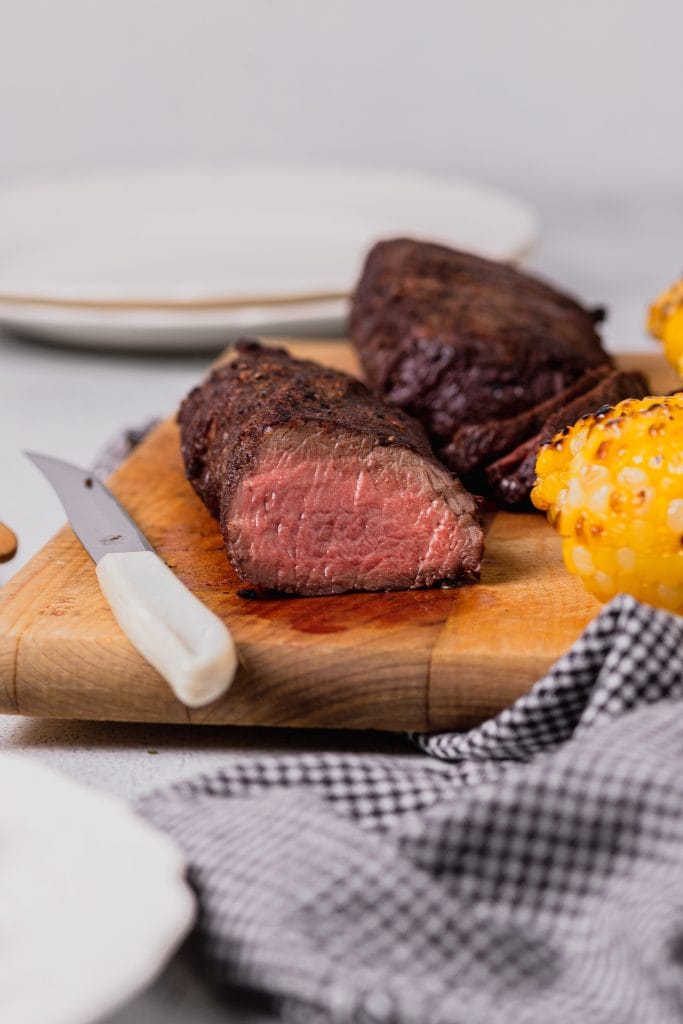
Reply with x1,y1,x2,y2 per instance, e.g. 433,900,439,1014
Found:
228,426,476,595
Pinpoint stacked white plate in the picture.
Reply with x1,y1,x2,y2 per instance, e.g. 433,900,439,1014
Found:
0,166,538,349
0,754,195,1024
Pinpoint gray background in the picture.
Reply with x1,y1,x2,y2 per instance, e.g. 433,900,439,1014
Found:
3,0,682,193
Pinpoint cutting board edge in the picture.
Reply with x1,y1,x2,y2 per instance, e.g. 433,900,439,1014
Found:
0,615,434,730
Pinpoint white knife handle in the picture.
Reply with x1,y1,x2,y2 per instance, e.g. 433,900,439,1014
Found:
96,550,237,708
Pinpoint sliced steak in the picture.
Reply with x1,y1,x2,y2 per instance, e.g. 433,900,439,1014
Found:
350,238,611,446
486,369,650,508
179,340,483,596
442,366,612,476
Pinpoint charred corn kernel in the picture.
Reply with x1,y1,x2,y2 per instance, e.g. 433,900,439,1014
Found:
648,278,683,377
531,393,683,613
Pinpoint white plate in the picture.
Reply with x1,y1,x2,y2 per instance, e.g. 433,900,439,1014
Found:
0,166,538,349
0,754,195,1024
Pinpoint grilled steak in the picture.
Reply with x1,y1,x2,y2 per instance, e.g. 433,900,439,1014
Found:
486,369,650,507
179,340,483,596
350,238,611,461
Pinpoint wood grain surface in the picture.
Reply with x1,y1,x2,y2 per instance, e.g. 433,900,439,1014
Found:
0,343,675,731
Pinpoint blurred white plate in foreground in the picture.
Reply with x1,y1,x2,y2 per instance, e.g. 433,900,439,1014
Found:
0,754,195,1024
0,166,538,349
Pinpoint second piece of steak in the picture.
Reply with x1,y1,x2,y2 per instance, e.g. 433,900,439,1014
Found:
350,238,611,460
179,341,483,596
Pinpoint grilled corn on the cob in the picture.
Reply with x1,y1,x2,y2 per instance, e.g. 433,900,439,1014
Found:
531,394,683,612
648,278,683,376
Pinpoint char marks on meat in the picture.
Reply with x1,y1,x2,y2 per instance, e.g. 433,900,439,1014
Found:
351,238,649,506
442,366,613,477
179,340,483,596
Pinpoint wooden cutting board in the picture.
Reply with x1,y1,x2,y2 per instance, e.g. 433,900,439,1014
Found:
0,343,673,732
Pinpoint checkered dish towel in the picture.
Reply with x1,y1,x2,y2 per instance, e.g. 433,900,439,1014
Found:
137,593,683,1023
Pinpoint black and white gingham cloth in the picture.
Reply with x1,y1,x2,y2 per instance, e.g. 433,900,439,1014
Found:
137,594,683,1024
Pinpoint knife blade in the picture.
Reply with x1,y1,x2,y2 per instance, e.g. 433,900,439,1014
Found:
26,453,154,562
26,452,237,708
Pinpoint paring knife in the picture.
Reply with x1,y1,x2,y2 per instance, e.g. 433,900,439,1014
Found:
26,452,237,708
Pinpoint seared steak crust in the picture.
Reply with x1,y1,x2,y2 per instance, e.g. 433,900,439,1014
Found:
179,340,483,596
350,238,611,448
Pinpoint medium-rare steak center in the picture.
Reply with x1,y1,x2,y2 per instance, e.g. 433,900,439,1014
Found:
179,341,483,597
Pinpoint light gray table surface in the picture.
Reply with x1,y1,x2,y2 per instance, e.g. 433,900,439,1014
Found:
1,188,681,1021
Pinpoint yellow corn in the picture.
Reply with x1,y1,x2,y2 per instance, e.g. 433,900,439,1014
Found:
531,394,683,612
648,278,683,377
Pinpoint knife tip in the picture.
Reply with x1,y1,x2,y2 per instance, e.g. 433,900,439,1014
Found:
24,451,69,478
24,450,48,469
